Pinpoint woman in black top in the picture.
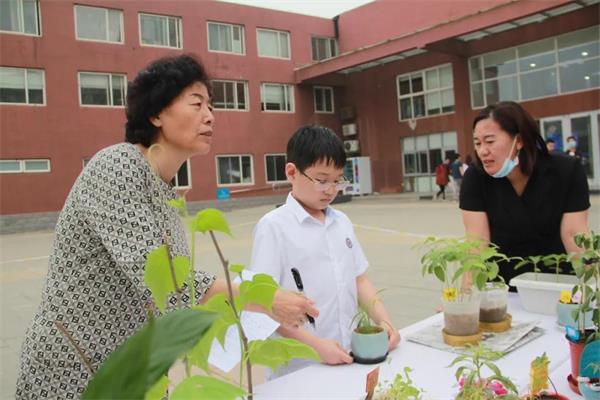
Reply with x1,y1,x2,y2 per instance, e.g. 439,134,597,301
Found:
460,101,590,287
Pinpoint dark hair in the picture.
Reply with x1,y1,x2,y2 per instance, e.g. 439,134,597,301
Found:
545,138,555,144
125,54,211,147
286,125,346,172
566,136,576,141
472,101,547,175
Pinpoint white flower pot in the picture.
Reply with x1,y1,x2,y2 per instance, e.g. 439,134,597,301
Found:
441,293,481,336
480,283,509,323
509,272,578,315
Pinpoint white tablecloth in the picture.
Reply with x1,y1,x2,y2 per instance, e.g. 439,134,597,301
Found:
255,294,582,399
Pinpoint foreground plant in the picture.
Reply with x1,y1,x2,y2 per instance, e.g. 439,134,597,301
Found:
82,200,319,399
374,367,423,400
448,344,518,400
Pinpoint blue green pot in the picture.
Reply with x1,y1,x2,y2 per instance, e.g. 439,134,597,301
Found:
556,302,593,328
351,328,388,361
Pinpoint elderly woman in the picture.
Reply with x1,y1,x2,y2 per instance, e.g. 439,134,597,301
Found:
15,54,317,399
461,101,590,288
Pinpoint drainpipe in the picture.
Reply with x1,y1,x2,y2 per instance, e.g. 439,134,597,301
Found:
333,15,339,39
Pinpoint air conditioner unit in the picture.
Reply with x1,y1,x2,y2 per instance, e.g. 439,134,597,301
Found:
342,123,357,136
344,140,360,153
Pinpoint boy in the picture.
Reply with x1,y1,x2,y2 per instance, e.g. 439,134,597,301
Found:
249,125,400,378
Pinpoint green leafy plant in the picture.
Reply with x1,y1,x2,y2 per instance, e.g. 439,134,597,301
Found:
351,290,385,334
82,199,319,399
514,255,545,282
448,344,518,400
418,236,509,302
374,367,423,400
570,231,600,342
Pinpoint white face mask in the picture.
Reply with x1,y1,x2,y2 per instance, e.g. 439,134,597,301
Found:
492,137,519,179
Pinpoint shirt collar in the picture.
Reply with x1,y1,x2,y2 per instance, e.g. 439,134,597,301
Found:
286,192,335,225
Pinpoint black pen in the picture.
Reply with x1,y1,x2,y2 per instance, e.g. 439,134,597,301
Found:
290,268,316,328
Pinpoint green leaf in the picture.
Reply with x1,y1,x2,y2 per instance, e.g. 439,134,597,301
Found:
475,272,487,291
229,263,245,275
171,376,246,400
144,245,191,313
239,273,279,311
248,338,320,371
168,198,187,215
83,309,217,399
433,265,445,282
144,375,169,400
191,208,232,236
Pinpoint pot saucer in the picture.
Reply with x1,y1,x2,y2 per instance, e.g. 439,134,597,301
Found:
350,351,388,365
568,373,582,395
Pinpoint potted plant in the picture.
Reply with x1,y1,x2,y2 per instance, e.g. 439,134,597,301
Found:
566,231,600,395
373,367,424,400
523,353,569,399
448,344,518,399
419,236,507,345
510,254,578,315
556,289,593,328
479,280,511,332
351,304,389,364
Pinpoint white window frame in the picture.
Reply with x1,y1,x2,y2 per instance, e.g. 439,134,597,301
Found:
264,153,287,184
313,86,335,114
396,63,454,122
311,36,338,61
172,159,191,189
78,72,126,108
0,159,50,173
212,80,249,111
207,21,245,55
0,0,41,36
468,26,600,109
138,12,182,49
215,154,254,187
256,28,290,59
260,83,294,113
74,5,124,44
0,67,46,106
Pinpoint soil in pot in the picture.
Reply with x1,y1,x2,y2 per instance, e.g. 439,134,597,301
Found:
444,312,479,336
479,305,507,323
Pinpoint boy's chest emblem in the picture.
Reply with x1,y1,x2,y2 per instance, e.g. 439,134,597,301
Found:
346,238,353,249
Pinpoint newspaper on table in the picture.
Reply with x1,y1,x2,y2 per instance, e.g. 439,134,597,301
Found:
406,320,544,355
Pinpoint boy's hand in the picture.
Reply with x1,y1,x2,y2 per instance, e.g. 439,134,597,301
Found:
271,289,319,328
382,321,401,351
314,338,353,365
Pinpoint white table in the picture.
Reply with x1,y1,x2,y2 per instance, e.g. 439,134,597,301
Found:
255,294,582,399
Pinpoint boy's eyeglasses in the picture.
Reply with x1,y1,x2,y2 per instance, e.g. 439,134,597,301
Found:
300,171,351,192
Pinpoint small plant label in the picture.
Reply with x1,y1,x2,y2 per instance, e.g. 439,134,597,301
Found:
565,325,580,341
365,366,380,400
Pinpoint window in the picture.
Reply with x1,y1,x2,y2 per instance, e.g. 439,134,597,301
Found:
313,86,334,113
75,5,123,43
217,155,253,185
171,159,191,188
0,0,40,35
469,26,600,108
265,154,286,183
312,37,338,61
401,132,457,193
207,22,244,54
0,159,50,173
212,80,248,110
396,64,454,121
0,67,44,105
139,13,181,48
79,72,126,107
257,28,290,59
261,83,294,112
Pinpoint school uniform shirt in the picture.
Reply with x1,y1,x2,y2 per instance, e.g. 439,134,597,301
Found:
249,193,369,378
459,153,590,285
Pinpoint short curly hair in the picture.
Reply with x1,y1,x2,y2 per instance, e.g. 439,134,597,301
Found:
125,54,211,147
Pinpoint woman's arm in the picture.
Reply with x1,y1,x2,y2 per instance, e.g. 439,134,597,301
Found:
462,210,491,243
203,278,319,329
560,210,589,253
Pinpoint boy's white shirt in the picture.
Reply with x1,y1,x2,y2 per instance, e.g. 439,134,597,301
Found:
248,192,369,378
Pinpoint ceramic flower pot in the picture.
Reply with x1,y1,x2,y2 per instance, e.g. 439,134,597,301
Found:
480,283,508,323
351,327,388,363
556,302,594,328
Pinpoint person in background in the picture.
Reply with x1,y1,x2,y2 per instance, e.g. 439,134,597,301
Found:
450,154,463,201
545,138,557,153
435,157,450,200
460,101,590,288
